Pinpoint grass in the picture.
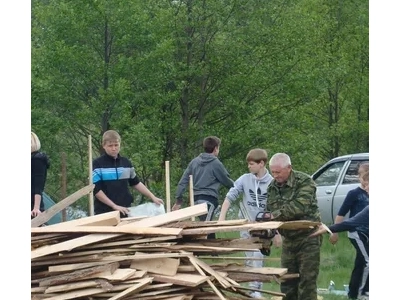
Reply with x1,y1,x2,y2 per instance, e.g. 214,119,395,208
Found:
216,231,355,299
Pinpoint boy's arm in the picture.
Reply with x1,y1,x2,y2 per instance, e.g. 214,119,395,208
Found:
330,190,356,243
213,161,234,188
329,206,369,233
173,166,191,209
218,176,244,221
133,182,164,205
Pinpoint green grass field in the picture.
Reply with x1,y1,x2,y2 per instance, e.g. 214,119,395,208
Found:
216,231,355,299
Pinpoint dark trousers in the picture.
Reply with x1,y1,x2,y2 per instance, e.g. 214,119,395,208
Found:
195,199,218,239
348,231,369,298
281,235,321,300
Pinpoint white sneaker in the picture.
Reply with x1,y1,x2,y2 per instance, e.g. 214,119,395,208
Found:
250,291,263,299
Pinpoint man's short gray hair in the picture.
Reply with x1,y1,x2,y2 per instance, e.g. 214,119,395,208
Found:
269,153,291,167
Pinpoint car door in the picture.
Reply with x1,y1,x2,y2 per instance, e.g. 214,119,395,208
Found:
312,160,348,224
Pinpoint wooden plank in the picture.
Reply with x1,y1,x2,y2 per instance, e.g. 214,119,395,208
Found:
101,253,192,261
108,277,153,300
186,254,231,289
222,266,288,276
177,265,196,272
151,273,209,287
87,268,137,281
130,255,180,276
31,254,102,267
184,253,227,300
181,220,319,235
181,221,284,235
80,235,178,250
38,262,119,287
31,184,94,227
42,287,105,300
277,220,320,230
48,261,113,273
97,288,188,299
45,279,112,293
32,225,183,236
125,270,147,280
31,203,207,259
43,211,120,228
131,203,207,227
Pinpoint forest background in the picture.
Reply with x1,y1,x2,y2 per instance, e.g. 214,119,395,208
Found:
31,0,369,214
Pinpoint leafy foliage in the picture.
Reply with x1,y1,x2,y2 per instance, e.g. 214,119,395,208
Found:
32,0,368,213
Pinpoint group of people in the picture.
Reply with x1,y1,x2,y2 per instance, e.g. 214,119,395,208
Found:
31,130,369,300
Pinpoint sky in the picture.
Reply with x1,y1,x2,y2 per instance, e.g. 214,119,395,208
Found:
1,1,397,298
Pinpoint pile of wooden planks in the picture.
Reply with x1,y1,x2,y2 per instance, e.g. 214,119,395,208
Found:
31,203,319,300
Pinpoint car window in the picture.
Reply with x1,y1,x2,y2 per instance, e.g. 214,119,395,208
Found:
313,161,346,186
342,160,369,185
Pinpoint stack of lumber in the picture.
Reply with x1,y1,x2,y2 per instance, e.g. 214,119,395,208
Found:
31,203,319,300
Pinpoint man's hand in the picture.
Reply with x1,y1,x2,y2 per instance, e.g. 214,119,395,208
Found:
263,212,274,220
273,232,282,247
172,203,181,211
329,232,339,244
112,204,130,216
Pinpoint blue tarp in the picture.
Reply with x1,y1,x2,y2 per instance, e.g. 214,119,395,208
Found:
42,192,66,225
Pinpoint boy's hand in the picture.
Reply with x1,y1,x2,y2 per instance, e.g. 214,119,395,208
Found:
152,197,164,206
112,204,130,216
172,203,181,211
329,232,339,244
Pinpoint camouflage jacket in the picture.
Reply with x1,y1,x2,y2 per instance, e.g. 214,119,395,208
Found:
266,170,321,238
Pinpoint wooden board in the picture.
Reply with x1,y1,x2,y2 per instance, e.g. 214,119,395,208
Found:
87,268,137,281
222,266,288,276
130,253,180,276
31,184,94,228
108,277,153,300
44,279,112,293
40,287,105,300
151,273,209,287
31,203,207,259
38,262,119,287
32,225,183,236
43,211,120,229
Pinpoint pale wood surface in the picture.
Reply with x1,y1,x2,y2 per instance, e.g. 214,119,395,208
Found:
31,204,207,259
31,225,182,236
43,211,120,229
130,255,180,276
108,277,153,300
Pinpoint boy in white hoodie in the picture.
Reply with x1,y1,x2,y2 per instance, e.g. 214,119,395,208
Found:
219,148,278,298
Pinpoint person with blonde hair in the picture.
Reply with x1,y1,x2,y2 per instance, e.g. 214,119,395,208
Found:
31,132,50,218
219,148,275,298
92,130,164,217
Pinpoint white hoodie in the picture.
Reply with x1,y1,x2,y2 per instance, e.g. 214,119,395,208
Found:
225,169,273,221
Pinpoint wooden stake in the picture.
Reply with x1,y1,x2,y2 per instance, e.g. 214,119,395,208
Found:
189,175,195,221
61,152,67,222
88,135,94,216
165,161,171,212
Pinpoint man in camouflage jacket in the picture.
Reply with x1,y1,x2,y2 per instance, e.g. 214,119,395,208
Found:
265,153,321,300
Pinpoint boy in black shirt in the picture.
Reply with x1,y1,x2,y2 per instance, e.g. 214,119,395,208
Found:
92,130,163,216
